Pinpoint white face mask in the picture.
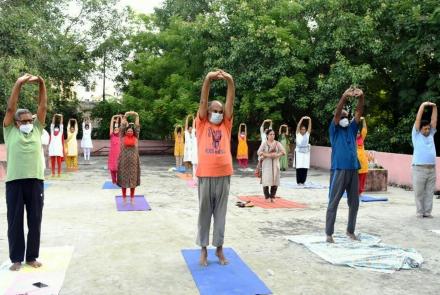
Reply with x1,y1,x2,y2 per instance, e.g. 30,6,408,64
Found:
19,124,34,134
209,112,223,125
54,128,60,132
339,118,349,128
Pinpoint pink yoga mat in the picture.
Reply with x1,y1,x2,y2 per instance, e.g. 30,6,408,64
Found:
238,195,307,209
115,195,151,211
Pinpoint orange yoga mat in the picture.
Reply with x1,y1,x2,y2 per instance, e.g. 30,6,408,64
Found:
176,173,193,181
238,195,307,209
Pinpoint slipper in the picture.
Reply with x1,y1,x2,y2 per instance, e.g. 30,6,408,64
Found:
244,202,254,207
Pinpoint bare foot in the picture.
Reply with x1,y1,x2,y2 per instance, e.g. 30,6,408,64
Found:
326,235,334,243
9,262,21,271
199,247,208,267
122,197,127,205
270,198,274,203
215,246,229,265
26,260,42,268
346,232,359,241
130,197,135,205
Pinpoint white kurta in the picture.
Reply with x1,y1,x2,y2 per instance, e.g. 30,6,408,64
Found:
260,126,267,144
295,132,310,169
48,124,64,157
191,129,198,165
81,123,93,148
41,129,50,171
183,130,193,162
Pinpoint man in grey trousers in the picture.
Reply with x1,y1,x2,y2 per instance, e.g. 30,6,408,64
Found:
412,101,437,218
195,70,235,266
326,87,365,243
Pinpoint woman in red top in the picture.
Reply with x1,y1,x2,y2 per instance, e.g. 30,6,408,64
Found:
108,115,122,184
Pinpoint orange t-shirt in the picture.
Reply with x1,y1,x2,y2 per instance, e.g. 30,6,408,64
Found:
196,114,233,177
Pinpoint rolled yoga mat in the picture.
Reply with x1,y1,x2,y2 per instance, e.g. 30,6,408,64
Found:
115,195,151,211
181,248,272,295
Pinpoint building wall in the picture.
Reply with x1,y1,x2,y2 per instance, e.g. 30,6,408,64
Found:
1,143,439,190
309,145,440,190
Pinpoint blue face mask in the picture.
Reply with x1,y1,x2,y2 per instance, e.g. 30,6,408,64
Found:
209,112,223,125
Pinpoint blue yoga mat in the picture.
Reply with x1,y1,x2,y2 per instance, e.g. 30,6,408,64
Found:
181,248,272,295
360,195,388,202
102,181,120,189
342,193,388,202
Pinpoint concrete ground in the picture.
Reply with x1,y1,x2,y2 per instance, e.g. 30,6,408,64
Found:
1,155,439,295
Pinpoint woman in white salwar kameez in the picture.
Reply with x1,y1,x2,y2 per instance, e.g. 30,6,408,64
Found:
81,117,93,162
183,115,194,171
191,118,198,181
295,116,312,185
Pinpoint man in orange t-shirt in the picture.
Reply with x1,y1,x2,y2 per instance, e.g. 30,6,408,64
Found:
196,70,235,267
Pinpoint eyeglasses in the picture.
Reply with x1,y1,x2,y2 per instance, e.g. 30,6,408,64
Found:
211,110,223,114
340,116,348,120
18,119,33,124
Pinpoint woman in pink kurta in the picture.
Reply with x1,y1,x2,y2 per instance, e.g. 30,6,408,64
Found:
108,115,122,183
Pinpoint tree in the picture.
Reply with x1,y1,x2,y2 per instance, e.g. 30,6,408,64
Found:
0,0,131,140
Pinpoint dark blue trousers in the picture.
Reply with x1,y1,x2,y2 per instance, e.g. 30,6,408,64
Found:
6,179,44,263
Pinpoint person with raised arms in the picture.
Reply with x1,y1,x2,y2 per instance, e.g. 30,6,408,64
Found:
412,101,437,218
195,70,235,267
326,87,364,243
3,74,47,271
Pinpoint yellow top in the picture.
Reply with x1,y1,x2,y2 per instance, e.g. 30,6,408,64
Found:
357,127,368,174
174,131,185,157
237,135,248,159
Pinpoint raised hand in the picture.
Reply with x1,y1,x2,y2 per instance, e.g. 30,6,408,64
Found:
205,71,221,81
16,74,33,85
218,70,233,82
353,88,364,97
343,87,354,98
28,75,42,84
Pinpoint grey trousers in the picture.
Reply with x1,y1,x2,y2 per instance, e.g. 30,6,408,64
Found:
412,165,436,215
326,170,359,236
196,176,230,247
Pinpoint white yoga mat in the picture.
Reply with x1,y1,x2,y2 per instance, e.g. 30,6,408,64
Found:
281,181,328,189
287,233,423,273
0,246,74,295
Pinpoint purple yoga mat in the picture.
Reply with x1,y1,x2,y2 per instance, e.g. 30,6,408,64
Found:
115,195,151,211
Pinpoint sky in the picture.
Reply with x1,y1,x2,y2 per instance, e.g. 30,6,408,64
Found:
75,0,164,101
117,0,164,14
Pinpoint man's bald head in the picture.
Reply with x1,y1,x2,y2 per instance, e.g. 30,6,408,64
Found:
208,100,224,125
208,100,224,112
